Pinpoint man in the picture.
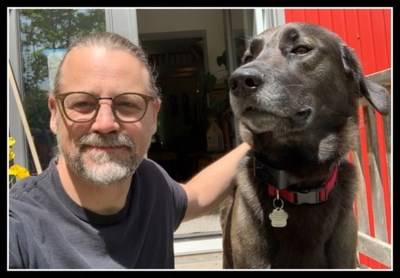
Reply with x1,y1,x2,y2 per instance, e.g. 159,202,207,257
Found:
9,32,250,269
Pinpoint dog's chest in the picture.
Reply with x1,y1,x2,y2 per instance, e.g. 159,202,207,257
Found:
237,163,343,250
265,199,334,246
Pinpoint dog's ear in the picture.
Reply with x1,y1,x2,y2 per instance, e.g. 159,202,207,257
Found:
340,44,390,115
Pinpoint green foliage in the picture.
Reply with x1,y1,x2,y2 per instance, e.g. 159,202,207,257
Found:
19,9,106,133
20,10,106,49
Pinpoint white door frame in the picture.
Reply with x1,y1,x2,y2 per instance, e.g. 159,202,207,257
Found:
105,9,139,45
223,8,285,147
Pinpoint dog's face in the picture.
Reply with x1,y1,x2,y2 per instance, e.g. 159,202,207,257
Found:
229,23,389,169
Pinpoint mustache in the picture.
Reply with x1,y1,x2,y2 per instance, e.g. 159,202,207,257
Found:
77,133,135,149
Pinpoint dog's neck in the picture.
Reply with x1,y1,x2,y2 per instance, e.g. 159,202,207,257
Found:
252,151,339,204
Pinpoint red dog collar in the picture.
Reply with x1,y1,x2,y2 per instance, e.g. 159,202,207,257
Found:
267,165,338,205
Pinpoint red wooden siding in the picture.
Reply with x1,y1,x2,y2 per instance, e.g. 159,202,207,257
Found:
285,9,391,73
284,9,392,269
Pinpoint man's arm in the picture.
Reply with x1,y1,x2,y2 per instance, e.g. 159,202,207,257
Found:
181,143,250,221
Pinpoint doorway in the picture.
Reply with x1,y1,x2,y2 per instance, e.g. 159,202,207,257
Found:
141,32,213,182
137,9,251,183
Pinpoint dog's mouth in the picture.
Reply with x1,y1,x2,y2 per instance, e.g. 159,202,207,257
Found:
242,106,276,117
238,103,314,135
238,105,283,134
242,105,312,122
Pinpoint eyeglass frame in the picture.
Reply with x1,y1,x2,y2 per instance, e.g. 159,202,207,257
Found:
55,91,157,123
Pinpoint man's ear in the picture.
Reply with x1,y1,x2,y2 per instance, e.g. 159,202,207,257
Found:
48,95,59,134
152,98,161,121
150,98,161,135
341,44,390,115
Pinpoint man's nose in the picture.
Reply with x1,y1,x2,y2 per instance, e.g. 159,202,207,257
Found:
91,102,120,133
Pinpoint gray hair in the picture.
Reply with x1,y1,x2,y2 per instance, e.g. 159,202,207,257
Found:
52,32,160,97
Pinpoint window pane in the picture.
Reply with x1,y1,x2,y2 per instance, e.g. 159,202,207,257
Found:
18,9,106,173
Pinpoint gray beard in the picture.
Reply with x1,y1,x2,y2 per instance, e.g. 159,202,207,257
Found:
57,132,142,187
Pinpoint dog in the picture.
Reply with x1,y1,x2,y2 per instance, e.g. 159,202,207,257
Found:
220,22,390,269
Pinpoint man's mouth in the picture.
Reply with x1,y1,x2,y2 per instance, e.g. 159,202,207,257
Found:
90,146,125,150
82,145,131,152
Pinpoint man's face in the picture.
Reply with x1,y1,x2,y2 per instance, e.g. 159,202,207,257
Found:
48,46,161,185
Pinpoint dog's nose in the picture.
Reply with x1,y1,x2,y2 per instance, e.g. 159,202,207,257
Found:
229,68,264,96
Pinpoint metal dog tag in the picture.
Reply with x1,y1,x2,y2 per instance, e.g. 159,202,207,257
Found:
269,191,288,228
269,208,288,228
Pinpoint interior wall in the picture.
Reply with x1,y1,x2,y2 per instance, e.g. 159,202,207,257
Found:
136,9,226,78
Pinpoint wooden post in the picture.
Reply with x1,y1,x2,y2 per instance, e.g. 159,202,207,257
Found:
357,231,391,268
8,62,42,174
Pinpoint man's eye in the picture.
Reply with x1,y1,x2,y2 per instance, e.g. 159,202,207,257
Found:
71,101,96,111
116,102,141,111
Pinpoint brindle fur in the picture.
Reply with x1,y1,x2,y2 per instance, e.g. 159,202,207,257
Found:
221,23,389,269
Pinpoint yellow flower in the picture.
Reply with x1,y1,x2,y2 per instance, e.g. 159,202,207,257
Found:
8,136,30,184
9,137,16,147
9,164,30,181
9,149,15,160
9,136,16,160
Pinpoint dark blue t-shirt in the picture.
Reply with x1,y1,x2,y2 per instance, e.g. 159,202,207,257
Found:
9,158,188,269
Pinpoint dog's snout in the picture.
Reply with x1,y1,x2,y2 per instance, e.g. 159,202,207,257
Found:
229,68,264,96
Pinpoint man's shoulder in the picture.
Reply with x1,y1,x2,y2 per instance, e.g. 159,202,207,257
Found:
137,159,187,228
139,157,162,169
138,158,170,178
137,158,182,191
9,172,52,232
9,165,60,269
9,165,58,220
10,166,53,200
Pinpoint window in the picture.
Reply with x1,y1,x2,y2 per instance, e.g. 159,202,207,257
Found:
17,9,106,173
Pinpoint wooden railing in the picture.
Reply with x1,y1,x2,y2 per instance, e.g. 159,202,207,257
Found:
352,69,392,269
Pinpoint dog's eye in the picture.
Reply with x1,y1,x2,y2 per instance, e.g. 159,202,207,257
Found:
243,55,253,63
291,45,312,55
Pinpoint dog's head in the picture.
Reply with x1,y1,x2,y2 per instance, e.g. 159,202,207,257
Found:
229,23,389,170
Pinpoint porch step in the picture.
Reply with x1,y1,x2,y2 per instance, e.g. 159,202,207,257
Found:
175,251,223,269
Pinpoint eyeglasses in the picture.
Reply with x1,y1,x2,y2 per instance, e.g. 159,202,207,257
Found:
55,92,156,123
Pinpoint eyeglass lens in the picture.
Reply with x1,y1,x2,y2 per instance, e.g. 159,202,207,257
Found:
63,93,148,122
